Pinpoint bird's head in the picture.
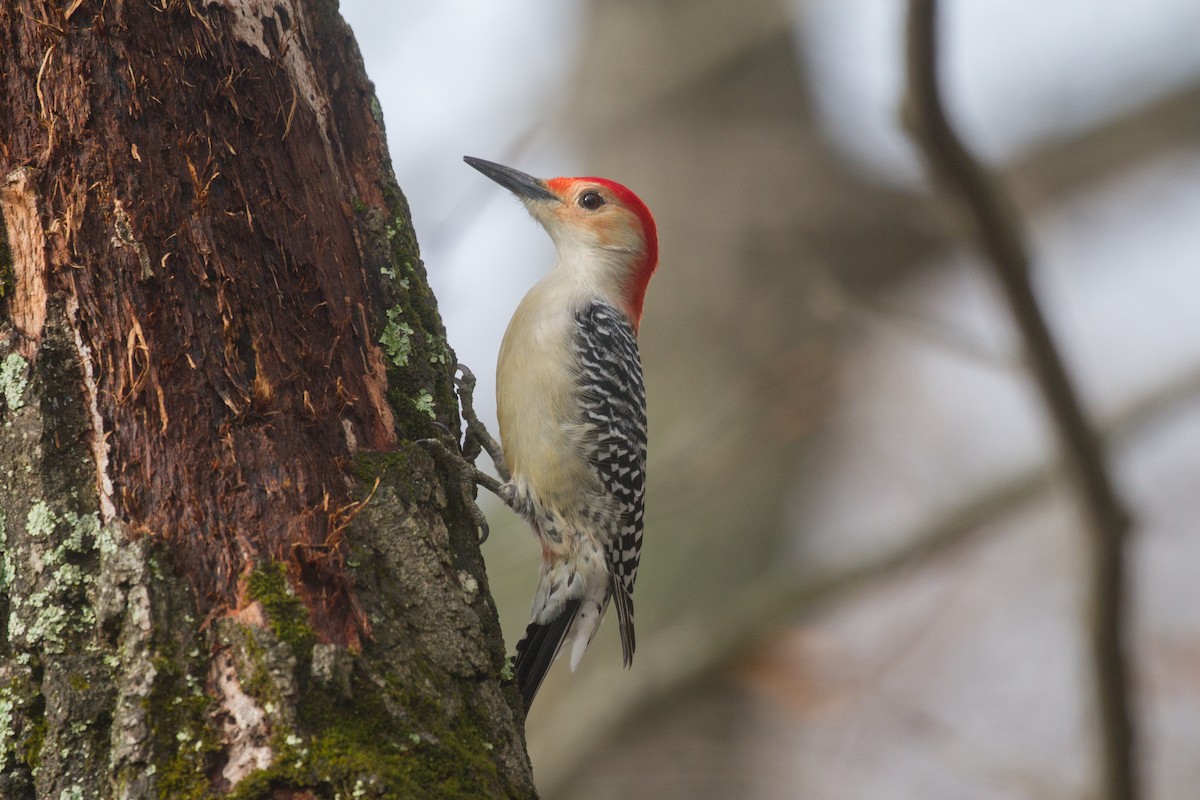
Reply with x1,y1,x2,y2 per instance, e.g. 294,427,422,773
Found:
465,156,659,329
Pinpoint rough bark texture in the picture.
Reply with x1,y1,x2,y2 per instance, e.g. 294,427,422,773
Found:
0,1,534,797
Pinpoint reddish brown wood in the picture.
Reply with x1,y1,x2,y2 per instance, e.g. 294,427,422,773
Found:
0,0,441,646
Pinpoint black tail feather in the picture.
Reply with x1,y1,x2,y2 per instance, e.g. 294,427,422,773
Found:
610,575,636,668
513,598,580,710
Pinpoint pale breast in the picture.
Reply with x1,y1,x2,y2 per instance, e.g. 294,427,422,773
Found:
496,280,598,512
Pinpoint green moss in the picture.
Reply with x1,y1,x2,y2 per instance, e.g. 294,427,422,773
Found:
350,446,416,484
0,674,44,780
353,188,459,443
226,657,505,800
245,562,317,655
228,624,289,713
21,715,44,771
146,653,219,800
349,445,433,507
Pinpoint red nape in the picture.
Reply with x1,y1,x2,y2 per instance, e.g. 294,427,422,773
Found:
550,175,659,327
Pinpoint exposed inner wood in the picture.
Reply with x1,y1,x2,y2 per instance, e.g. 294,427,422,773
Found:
0,168,49,356
0,0,431,647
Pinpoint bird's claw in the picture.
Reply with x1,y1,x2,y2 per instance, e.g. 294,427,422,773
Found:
418,435,492,544
416,362,510,545
453,363,510,482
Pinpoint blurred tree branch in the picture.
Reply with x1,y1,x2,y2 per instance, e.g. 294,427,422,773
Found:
1007,79,1200,205
536,356,1200,797
543,5,1200,793
903,2,1137,799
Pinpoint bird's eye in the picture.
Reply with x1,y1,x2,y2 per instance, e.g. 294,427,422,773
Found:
578,191,605,210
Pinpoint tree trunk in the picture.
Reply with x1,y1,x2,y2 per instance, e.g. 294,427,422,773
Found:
0,1,534,797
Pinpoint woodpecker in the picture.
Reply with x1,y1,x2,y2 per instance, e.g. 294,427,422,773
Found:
463,156,658,708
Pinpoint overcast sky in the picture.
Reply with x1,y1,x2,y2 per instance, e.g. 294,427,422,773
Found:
341,0,1200,431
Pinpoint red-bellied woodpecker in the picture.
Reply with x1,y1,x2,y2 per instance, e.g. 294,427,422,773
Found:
462,156,658,708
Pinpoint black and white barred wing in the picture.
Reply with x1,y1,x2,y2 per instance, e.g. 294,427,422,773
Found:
574,302,647,666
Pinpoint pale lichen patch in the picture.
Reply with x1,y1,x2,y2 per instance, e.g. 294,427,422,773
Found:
0,508,10,590
7,503,102,655
380,307,414,368
414,389,436,420
0,352,29,411
25,500,57,540
0,686,15,771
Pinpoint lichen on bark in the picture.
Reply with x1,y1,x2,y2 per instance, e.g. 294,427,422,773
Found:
0,305,156,799
0,1,534,796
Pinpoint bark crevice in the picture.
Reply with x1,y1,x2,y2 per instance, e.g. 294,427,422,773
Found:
0,1,534,796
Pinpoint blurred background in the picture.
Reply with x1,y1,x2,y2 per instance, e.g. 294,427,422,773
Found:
341,1,1200,797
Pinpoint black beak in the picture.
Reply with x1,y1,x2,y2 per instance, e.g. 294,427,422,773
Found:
464,156,559,202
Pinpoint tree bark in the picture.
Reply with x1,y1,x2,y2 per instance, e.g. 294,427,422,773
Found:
0,1,534,798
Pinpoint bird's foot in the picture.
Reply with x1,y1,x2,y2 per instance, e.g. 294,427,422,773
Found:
454,363,511,483
416,363,509,544
418,431,503,544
